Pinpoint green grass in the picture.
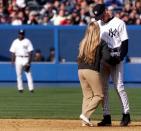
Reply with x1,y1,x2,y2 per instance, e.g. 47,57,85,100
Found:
0,87,140,121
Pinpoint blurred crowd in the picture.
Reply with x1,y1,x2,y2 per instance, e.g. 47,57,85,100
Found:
0,0,140,25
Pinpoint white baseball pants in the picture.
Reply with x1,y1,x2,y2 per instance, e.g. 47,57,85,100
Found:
101,61,130,115
15,56,34,91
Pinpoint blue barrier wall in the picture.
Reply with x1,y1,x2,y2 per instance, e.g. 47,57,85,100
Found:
1,62,141,82
128,26,141,57
0,63,78,82
0,25,141,82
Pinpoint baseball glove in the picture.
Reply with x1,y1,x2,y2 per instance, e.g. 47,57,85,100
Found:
23,64,30,72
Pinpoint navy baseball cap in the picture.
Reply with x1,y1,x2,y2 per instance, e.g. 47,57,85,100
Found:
18,29,25,35
93,4,106,20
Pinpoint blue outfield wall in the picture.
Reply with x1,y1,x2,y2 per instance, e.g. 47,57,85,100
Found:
0,63,79,82
1,62,141,83
0,25,141,83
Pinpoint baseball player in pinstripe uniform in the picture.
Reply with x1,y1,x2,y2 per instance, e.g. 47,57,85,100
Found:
93,4,131,126
9,30,34,93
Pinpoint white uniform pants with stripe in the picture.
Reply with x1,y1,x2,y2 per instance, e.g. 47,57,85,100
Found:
101,61,130,115
15,57,34,91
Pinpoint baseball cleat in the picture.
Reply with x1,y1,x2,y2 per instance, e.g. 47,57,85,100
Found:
97,115,112,126
30,90,34,93
120,113,131,126
18,90,23,93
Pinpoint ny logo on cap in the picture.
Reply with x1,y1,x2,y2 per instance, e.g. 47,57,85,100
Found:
94,11,98,15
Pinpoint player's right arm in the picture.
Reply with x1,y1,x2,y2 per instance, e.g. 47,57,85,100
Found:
119,20,128,61
120,39,128,61
11,53,16,65
9,40,16,65
26,39,34,65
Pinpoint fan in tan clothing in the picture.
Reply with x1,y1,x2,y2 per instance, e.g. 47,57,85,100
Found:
78,21,111,127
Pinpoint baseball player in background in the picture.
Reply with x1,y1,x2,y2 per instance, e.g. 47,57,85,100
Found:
92,4,131,126
9,29,34,93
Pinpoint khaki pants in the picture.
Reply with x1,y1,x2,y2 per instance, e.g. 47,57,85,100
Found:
78,69,104,118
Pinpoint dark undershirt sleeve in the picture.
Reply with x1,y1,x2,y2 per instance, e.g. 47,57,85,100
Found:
120,39,128,61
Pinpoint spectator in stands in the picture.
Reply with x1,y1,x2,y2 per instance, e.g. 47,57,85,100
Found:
52,9,66,25
94,0,104,4
135,17,141,25
128,10,137,24
121,13,129,24
33,49,45,62
42,14,53,25
79,18,87,25
123,3,132,14
79,8,91,24
0,14,8,24
27,11,38,25
11,15,22,25
10,10,24,25
47,47,55,62
24,7,31,23
0,0,140,25
17,10,27,24
60,15,73,25
40,2,56,21
16,0,26,9
134,0,141,15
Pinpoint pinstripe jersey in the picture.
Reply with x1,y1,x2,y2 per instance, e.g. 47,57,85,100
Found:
10,38,34,57
98,17,128,49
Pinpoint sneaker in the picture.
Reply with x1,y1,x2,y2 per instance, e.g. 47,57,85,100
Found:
82,121,94,127
120,113,131,126
80,114,93,126
97,115,112,126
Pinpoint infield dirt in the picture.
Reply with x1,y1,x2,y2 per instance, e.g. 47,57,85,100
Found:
0,119,141,131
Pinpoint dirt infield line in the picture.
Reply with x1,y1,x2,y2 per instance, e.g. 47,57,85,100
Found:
0,119,140,131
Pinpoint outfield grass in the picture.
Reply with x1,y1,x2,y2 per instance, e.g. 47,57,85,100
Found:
0,86,140,121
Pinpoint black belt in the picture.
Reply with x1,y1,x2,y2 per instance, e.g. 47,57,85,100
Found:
110,47,120,52
17,56,29,57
